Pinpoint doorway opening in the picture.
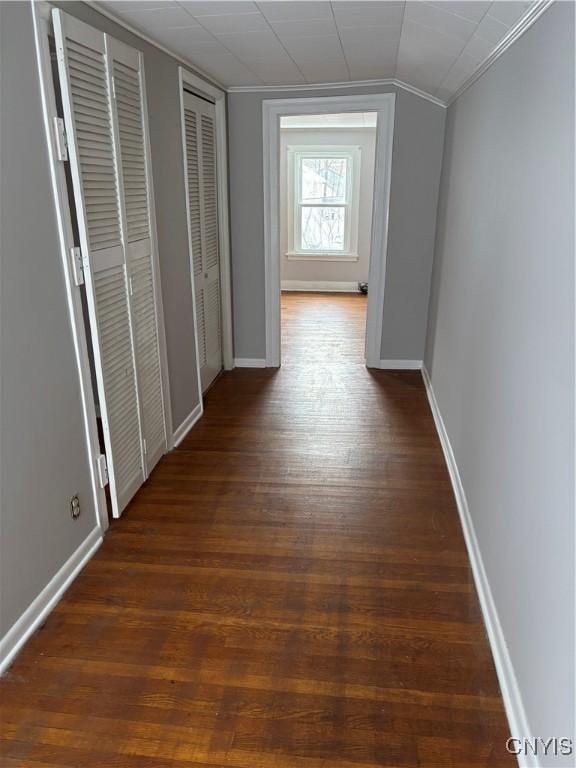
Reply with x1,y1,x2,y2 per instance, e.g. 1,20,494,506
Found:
279,111,376,364
263,93,396,369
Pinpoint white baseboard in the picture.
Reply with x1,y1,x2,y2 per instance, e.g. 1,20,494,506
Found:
281,280,360,293
422,366,533,768
234,358,267,368
377,359,423,370
0,526,102,675
171,403,203,448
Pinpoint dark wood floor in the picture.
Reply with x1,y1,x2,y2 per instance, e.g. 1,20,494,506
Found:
1,292,514,767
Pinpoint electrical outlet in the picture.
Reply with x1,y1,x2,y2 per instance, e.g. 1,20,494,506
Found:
70,494,81,519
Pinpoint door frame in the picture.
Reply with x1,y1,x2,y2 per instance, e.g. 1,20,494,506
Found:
178,67,234,391
262,93,396,368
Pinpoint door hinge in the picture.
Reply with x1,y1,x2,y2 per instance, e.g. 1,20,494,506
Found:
53,117,68,161
128,275,134,296
143,439,148,455
111,75,116,100
70,246,84,286
96,454,109,488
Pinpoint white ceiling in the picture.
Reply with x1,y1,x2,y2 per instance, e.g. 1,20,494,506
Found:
281,112,378,127
97,0,535,101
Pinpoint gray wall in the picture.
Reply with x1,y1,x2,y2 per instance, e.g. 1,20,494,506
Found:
0,1,99,636
425,2,574,757
280,127,376,286
57,1,204,431
228,85,445,361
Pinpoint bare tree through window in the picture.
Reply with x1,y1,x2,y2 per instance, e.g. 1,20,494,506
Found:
299,156,348,251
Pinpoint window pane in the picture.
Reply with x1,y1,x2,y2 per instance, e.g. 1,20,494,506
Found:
300,206,345,251
300,157,348,204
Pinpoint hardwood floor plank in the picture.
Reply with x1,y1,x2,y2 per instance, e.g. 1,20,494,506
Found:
0,293,514,766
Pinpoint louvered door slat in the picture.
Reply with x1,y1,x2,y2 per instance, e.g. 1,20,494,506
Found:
195,287,207,367
110,41,166,472
184,109,203,280
201,114,218,273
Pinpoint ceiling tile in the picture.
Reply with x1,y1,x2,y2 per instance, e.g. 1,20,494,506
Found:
399,19,467,57
282,112,377,128
178,2,258,15
120,5,199,28
103,1,174,10
195,12,270,34
460,32,496,62
156,26,221,47
339,24,402,54
182,50,263,85
270,18,338,39
396,47,455,78
296,60,350,83
280,33,343,59
403,67,448,92
487,1,531,26
427,1,491,23
339,26,399,79
215,29,289,60
396,45,457,88
404,2,476,42
474,13,508,44
257,1,333,22
347,59,397,80
436,51,479,93
242,58,307,85
280,35,350,81
332,1,405,29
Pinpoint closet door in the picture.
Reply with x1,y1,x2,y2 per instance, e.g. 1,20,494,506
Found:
108,38,166,474
53,10,167,516
183,92,222,392
53,11,144,517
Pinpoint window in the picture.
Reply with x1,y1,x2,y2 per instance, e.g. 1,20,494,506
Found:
287,147,361,259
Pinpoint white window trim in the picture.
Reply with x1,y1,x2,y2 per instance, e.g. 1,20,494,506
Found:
286,145,361,260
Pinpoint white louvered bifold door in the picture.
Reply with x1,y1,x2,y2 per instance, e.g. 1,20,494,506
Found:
183,92,222,392
53,10,167,517
108,38,166,475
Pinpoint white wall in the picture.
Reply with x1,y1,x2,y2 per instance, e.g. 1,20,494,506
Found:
425,3,574,760
280,127,376,287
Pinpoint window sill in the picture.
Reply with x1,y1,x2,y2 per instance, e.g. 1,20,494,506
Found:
285,252,359,262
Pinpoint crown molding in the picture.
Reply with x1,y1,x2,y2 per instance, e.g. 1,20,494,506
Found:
447,0,554,107
228,78,447,108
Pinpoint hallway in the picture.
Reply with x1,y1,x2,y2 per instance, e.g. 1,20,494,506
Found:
1,293,513,766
